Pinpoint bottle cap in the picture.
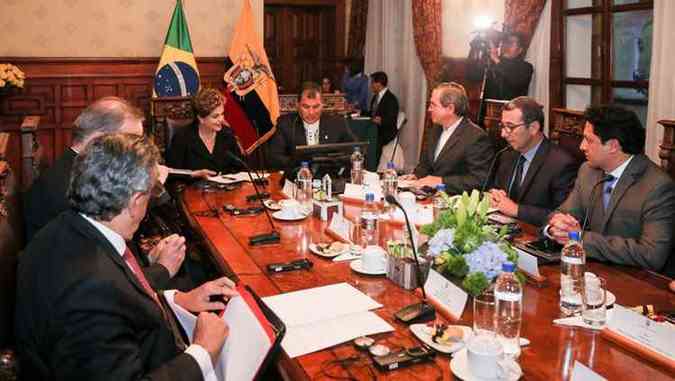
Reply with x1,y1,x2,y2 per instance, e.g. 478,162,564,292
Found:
502,261,516,272
300,161,309,167
568,231,581,241
353,146,361,152
387,161,395,169
365,193,375,202
436,184,446,191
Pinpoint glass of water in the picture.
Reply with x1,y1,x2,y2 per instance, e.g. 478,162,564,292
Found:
582,275,607,327
473,290,497,337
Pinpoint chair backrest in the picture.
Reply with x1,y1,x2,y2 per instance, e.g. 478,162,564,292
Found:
396,111,407,131
149,97,194,156
550,108,585,164
0,132,21,348
657,120,675,181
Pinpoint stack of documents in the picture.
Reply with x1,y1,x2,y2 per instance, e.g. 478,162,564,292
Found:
263,283,394,357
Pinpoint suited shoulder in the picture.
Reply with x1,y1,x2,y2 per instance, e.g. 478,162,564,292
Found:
640,155,675,187
461,118,489,138
276,113,299,129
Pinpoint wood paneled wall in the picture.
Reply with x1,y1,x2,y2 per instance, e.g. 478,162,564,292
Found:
0,57,230,183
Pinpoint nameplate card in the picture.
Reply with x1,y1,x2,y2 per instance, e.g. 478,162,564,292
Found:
328,213,353,243
282,179,297,199
516,247,541,278
343,183,383,201
423,268,468,320
607,305,675,360
570,361,607,381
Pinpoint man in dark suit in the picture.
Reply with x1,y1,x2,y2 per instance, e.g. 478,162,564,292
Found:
402,82,494,194
368,71,399,164
15,133,235,380
546,105,675,275
268,82,355,171
488,97,579,226
22,97,186,288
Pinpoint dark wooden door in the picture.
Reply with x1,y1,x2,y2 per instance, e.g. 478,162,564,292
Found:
264,4,338,94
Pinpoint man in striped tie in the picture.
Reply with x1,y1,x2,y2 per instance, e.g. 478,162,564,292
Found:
546,105,675,276
16,133,236,380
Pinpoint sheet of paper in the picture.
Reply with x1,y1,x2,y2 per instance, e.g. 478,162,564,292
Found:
607,304,675,360
424,269,468,319
328,213,353,242
207,171,270,185
343,183,383,201
281,311,394,358
262,282,382,327
167,167,195,176
516,247,541,278
382,206,434,226
571,361,608,381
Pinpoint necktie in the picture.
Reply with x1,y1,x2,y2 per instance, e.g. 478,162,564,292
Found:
509,155,527,200
602,175,617,210
123,248,187,350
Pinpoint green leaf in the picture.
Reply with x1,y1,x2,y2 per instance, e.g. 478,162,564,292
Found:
444,254,469,278
456,202,467,227
467,190,480,216
463,272,490,297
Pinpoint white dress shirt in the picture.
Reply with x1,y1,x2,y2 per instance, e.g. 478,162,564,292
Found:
434,117,463,161
303,120,320,146
81,214,217,381
372,87,388,113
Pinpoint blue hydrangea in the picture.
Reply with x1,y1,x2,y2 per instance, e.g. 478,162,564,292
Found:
464,241,508,280
427,228,455,257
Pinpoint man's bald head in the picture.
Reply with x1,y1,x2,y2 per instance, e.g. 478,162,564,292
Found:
72,97,144,149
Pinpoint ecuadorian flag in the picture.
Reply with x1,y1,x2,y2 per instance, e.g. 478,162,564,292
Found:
154,0,199,97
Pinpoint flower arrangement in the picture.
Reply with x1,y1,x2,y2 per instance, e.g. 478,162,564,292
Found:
421,190,521,296
0,64,26,89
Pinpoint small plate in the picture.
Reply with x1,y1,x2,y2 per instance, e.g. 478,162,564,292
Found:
309,242,349,258
410,324,472,354
263,199,282,211
350,259,386,275
272,210,308,221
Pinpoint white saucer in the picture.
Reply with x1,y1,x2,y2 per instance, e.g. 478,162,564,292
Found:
410,324,473,354
272,210,308,221
263,199,282,211
450,349,522,381
309,243,348,258
349,259,386,275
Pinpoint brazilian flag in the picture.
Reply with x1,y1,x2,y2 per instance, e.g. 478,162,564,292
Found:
154,0,199,97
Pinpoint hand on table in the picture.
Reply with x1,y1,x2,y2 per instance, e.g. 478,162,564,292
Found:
547,212,582,245
488,189,518,217
191,169,217,179
413,176,442,188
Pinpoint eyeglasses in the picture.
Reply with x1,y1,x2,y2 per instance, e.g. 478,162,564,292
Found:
499,121,529,133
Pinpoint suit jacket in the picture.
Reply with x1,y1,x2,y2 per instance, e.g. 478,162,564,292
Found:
15,211,201,381
414,118,495,195
370,90,400,148
22,149,171,289
23,148,77,242
556,155,675,273
492,139,579,226
166,123,245,174
267,113,356,170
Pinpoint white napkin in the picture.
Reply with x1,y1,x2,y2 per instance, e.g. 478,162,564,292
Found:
553,316,604,331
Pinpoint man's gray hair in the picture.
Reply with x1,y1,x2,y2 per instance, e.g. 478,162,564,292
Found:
435,82,469,117
68,133,159,221
71,97,144,144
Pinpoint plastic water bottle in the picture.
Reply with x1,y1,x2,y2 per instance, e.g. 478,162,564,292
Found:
296,161,313,215
350,147,364,185
560,231,585,315
382,161,398,214
359,193,379,247
432,184,449,220
494,261,522,358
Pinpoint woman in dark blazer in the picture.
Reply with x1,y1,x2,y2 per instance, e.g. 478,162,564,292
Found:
166,88,244,177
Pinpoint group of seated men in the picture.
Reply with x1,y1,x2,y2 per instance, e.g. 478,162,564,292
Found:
15,74,675,378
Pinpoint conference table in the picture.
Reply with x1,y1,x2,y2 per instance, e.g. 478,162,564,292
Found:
178,174,674,380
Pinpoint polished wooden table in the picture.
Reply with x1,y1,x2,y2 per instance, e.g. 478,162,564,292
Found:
178,175,674,380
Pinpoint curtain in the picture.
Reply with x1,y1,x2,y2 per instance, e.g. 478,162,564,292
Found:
645,0,675,163
524,0,551,134
364,0,427,172
504,0,547,51
347,0,369,58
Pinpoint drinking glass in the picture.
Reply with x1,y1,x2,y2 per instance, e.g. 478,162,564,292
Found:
473,290,497,337
582,276,607,327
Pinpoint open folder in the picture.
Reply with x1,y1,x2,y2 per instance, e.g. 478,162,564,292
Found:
169,285,285,381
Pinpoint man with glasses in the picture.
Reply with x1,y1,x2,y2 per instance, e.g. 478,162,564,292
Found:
545,105,675,275
403,82,494,194
488,97,578,226
467,32,533,101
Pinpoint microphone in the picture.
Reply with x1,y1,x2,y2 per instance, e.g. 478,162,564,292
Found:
580,174,614,237
225,151,280,245
480,146,512,194
386,194,436,324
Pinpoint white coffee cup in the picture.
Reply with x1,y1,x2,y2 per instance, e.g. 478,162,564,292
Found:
466,335,504,379
361,245,387,273
279,199,301,218
398,192,416,212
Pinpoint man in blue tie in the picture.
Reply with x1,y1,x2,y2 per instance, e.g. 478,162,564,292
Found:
546,105,675,275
